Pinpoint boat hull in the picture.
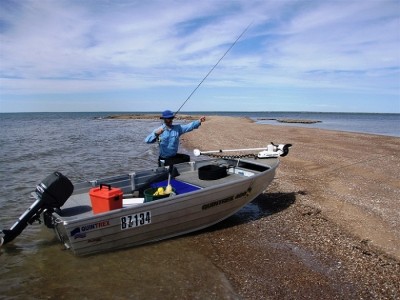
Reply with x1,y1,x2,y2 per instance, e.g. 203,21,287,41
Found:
51,158,278,256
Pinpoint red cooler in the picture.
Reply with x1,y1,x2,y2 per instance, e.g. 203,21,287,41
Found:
89,184,123,214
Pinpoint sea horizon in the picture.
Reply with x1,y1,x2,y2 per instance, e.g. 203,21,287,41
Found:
1,110,399,114
0,111,399,137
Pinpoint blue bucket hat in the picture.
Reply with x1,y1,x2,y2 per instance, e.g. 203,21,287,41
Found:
160,110,175,119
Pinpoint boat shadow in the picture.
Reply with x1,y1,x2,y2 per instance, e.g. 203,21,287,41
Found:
198,191,297,234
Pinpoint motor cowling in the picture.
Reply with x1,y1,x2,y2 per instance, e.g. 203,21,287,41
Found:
36,171,74,209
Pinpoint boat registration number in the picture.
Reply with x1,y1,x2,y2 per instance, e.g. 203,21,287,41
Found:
120,211,151,230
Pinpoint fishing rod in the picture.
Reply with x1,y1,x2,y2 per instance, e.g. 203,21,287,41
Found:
174,22,253,117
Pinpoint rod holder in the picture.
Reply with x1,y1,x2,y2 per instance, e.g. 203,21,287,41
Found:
129,172,136,191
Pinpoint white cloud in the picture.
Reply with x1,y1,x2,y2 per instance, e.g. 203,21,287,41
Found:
0,0,399,112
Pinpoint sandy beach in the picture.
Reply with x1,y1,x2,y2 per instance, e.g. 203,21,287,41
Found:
178,116,399,299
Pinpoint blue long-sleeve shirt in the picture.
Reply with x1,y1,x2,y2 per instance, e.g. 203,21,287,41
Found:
144,120,201,158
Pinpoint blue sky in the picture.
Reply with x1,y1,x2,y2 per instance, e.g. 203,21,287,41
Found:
0,0,399,113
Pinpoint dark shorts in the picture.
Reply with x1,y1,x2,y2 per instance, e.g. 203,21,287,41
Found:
159,153,190,166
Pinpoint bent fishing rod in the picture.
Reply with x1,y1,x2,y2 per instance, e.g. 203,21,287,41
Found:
174,22,253,117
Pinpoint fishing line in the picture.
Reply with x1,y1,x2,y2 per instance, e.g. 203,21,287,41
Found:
174,21,253,116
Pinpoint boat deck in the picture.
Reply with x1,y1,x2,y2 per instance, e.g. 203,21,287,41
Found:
59,170,243,220
56,158,278,223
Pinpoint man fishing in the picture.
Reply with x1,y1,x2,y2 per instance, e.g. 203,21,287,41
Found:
144,24,250,167
145,110,206,166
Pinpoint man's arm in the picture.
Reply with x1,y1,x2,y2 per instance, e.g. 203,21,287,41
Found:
144,127,164,143
180,116,206,134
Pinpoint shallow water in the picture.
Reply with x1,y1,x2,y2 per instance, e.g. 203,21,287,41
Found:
2,235,239,299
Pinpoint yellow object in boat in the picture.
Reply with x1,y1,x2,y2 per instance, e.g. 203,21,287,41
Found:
153,187,164,196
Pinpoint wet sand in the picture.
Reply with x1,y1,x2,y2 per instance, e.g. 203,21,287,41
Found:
180,116,399,299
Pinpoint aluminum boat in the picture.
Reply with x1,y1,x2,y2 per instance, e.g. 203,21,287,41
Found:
1,144,290,256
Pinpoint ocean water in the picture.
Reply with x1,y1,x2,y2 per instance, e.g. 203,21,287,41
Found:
190,111,400,137
0,111,398,299
252,112,400,137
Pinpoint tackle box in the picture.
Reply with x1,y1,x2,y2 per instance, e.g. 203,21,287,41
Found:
89,184,123,214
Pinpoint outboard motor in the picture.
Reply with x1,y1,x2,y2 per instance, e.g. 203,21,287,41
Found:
0,172,73,246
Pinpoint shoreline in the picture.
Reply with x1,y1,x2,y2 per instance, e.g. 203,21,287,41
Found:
180,115,399,299
104,113,321,124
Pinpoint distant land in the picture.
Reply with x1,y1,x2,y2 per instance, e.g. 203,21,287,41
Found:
103,114,322,124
